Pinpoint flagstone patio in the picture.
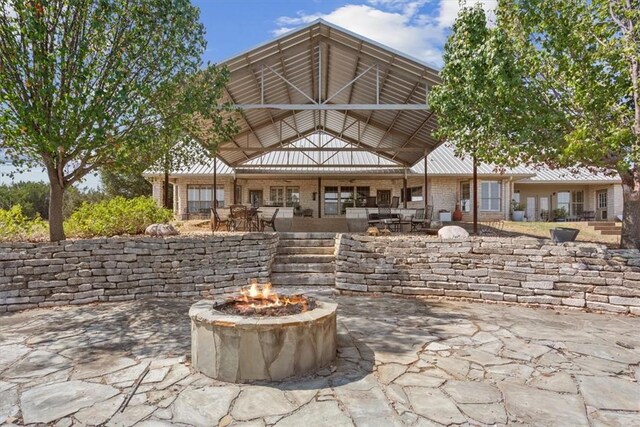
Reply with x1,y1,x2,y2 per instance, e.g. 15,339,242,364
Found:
1,291,639,426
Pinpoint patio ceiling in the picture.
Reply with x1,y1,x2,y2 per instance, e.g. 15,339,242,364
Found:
216,19,441,168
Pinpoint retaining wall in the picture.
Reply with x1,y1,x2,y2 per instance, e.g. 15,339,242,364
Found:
335,234,640,315
0,233,278,312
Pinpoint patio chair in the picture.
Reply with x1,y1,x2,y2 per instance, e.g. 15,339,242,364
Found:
366,208,381,227
229,204,248,231
261,208,279,232
410,208,429,232
391,196,400,208
210,208,229,232
365,196,378,207
425,205,434,221
378,205,400,231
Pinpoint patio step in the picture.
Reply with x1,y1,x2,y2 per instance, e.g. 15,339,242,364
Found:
277,246,335,255
270,273,336,286
270,233,336,287
272,263,335,273
279,238,335,247
274,254,335,264
600,229,622,236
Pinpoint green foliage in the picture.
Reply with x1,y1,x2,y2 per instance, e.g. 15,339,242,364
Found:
65,196,172,238
0,0,232,241
0,181,49,219
0,181,104,219
430,1,639,171
0,205,47,241
430,0,640,248
100,169,152,199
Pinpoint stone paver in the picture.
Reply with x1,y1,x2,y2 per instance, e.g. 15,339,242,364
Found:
1,293,639,425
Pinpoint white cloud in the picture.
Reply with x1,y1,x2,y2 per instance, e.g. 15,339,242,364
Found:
273,0,497,67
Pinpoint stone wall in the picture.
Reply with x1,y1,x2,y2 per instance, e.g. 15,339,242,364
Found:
335,234,640,315
0,233,278,312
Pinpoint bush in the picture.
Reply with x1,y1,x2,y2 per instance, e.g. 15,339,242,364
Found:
0,205,48,241
65,196,173,238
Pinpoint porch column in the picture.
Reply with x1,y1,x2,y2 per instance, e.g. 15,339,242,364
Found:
212,157,218,232
317,177,322,218
403,168,408,209
424,152,428,212
473,155,478,234
233,176,237,204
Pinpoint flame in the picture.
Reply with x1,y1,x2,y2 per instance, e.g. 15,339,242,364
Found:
239,281,284,309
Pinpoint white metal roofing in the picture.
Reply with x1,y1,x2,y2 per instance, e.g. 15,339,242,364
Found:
517,167,621,184
217,19,439,167
410,144,534,177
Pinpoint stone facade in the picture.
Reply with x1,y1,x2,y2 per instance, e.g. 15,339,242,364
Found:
335,234,640,315
0,234,278,312
190,298,337,382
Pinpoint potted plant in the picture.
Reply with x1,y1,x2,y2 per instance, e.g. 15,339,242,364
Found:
511,200,525,221
552,207,567,222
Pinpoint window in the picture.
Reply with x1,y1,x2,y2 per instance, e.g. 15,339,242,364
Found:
401,186,423,202
355,187,370,207
377,190,391,205
285,187,300,207
340,186,354,214
270,187,284,206
571,190,584,215
187,185,224,213
557,191,570,215
597,190,608,208
324,186,339,215
480,181,501,211
235,185,242,204
460,182,471,212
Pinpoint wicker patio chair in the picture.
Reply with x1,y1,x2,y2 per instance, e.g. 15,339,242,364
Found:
410,208,429,232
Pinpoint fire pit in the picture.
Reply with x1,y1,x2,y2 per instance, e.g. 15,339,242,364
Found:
189,281,337,383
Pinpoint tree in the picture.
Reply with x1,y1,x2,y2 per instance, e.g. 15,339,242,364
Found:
149,136,210,209
0,0,215,241
430,1,640,249
0,181,49,218
100,168,152,199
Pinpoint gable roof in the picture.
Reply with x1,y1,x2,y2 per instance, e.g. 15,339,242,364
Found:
216,19,439,168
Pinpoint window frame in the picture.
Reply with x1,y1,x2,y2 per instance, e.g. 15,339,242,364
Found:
480,181,501,212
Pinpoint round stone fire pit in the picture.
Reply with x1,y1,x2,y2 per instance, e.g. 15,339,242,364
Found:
189,291,337,383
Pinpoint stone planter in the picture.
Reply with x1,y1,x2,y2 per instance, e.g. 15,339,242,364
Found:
550,227,580,243
512,210,525,222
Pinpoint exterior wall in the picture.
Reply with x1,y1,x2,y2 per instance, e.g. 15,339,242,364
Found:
514,183,622,221
0,234,278,312
335,234,640,315
161,175,513,222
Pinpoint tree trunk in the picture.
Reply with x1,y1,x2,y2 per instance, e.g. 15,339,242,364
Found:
163,170,170,209
48,179,66,242
620,170,640,249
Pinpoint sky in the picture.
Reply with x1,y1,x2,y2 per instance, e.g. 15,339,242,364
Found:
1,0,496,189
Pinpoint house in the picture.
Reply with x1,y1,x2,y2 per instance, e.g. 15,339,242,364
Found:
144,19,623,226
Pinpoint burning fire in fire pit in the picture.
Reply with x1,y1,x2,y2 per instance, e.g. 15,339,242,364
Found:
218,280,315,317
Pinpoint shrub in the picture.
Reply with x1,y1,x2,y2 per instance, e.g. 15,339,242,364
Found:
65,196,173,238
0,205,48,241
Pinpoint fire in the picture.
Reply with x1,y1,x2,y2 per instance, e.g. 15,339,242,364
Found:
235,279,307,311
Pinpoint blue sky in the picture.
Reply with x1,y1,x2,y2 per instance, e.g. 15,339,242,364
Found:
1,0,496,189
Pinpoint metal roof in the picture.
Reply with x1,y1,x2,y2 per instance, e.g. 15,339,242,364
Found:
411,144,534,177
517,167,621,184
216,19,440,168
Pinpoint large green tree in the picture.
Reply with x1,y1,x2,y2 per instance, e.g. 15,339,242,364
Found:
0,0,222,241
431,0,640,248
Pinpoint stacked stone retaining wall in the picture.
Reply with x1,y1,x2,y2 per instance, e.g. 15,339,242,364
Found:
335,234,640,315
0,233,278,312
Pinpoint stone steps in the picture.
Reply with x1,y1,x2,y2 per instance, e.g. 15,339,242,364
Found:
274,254,335,264
270,273,336,286
586,221,621,236
277,246,335,255
272,263,335,273
270,232,336,287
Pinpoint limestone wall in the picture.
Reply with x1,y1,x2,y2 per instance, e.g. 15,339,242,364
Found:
0,233,278,312
335,234,640,315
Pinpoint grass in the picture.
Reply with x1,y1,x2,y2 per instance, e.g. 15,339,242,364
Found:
499,221,620,246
